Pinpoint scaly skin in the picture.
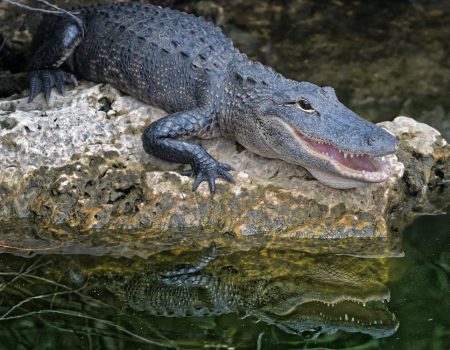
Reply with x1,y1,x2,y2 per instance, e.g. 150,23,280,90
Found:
27,3,397,194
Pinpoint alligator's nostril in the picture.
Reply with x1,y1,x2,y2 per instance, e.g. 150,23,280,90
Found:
367,129,398,153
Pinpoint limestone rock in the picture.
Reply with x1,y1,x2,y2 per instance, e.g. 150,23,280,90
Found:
0,82,448,256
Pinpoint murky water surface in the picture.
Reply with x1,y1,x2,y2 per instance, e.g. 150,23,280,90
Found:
0,210,448,349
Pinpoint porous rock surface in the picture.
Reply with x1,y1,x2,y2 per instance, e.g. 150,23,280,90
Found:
0,82,448,256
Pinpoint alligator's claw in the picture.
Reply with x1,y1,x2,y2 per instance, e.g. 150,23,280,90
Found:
28,69,78,103
182,162,234,195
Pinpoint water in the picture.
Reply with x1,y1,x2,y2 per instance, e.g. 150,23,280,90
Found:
0,209,448,349
381,210,450,350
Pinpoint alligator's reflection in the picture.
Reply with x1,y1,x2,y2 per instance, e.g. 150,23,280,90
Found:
99,245,399,339
0,247,399,345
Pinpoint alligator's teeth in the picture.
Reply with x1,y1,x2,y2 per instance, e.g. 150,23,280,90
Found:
363,302,366,307
380,320,383,324
374,320,377,324
344,153,348,158
351,317,355,322
344,313,348,321
350,154,354,158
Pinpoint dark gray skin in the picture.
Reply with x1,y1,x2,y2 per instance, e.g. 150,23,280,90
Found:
27,3,397,194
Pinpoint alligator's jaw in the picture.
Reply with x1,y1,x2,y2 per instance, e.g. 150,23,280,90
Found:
284,123,392,188
268,299,399,339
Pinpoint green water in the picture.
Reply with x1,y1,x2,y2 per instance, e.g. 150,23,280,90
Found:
0,210,448,349
380,210,450,350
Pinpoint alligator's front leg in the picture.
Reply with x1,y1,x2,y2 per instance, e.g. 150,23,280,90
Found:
158,243,218,286
142,109,234,195
28,18,82,102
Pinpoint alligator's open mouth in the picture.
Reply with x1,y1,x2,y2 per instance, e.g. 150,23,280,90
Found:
290,127,391,183
267,298,399,339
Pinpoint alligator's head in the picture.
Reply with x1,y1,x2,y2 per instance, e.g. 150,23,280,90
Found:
255,298,399,339
233,69,397,188
247,274,398,339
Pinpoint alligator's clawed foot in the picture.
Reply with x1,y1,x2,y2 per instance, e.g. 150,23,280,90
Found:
181,162,234,195
28,69,78,102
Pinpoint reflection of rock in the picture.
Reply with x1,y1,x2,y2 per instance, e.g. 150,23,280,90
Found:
0,82,448,256
96,248,399,339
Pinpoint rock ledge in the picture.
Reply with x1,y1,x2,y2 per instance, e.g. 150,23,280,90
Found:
0,83,448,256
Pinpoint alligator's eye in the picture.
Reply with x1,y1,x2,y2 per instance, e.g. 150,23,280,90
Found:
301,327,322,339
297,98,315,113
282,98,317,115
283,99,316,114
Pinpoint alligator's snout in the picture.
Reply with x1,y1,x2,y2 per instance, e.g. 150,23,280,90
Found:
365,128,398,156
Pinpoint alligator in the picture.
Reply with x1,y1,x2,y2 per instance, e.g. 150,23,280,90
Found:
27,2,397,194
100,246,399,339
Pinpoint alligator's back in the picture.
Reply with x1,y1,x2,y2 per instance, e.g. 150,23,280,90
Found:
106,271,239,317
70,3,238,112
